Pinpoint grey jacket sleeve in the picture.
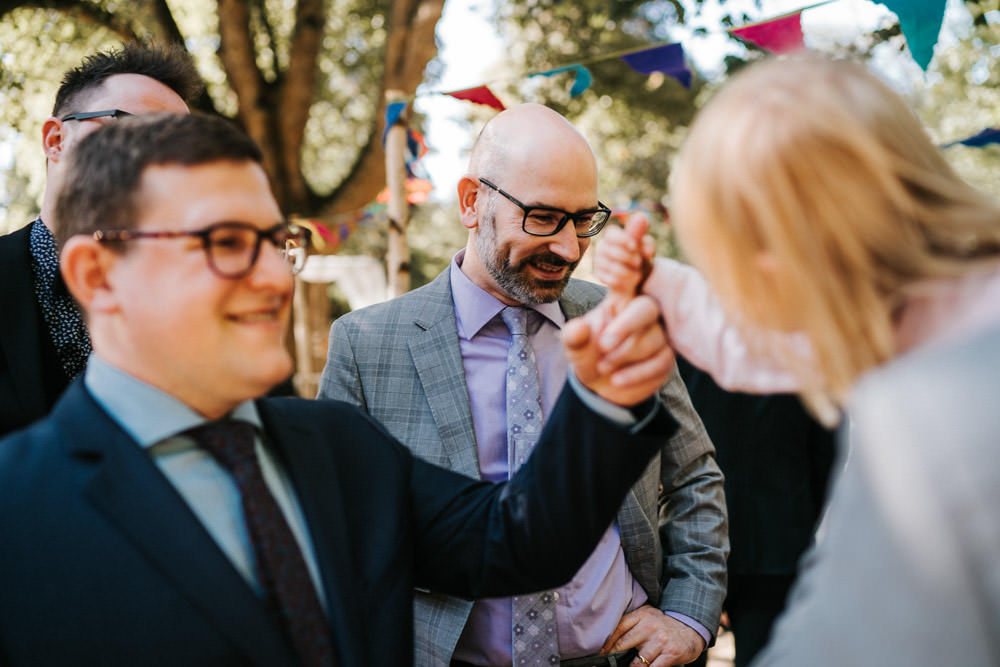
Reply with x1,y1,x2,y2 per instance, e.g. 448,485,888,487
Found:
655,366,729,639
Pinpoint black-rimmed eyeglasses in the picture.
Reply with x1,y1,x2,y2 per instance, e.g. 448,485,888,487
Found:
479,178,610,238
92,221,311,279
60,109,134,122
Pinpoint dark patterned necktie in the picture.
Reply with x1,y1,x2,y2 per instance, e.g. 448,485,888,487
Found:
29,219,91,379
185,420,335,667
500,307,560,666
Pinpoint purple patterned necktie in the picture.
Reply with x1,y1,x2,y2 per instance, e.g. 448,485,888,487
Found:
500,307,560,666
185,420,335,667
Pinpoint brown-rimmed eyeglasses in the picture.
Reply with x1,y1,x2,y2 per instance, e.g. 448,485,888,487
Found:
479,177,611,238
92,221,311,279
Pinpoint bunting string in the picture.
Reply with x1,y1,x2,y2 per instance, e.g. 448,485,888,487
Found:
320,0,990,253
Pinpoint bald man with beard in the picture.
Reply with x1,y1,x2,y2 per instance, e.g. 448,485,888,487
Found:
318,104,728,667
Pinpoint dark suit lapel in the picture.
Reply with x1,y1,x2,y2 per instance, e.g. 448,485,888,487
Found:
0,225,49,415
256,401,362,666
408,272,481,478
54,384,297,667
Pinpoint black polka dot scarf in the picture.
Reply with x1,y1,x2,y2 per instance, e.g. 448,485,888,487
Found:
29,219,92,380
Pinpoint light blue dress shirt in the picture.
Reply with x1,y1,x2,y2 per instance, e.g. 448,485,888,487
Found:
84,354,327,608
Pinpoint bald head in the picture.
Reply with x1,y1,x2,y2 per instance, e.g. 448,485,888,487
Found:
457,104,603,306
469,103,597,184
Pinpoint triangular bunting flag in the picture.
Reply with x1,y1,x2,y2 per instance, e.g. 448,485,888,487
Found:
944,127,1000,148
880,0,947,70
443,85,506,111
530,64,594,97
731,12,806,54
620,43,692,88
381,100,408,146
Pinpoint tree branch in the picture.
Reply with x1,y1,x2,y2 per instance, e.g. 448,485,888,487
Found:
217,0,284,201
0,0,139,41
279,0,324,214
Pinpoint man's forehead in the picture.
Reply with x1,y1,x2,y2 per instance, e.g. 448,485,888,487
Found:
135,161,279,227
73,74,187,114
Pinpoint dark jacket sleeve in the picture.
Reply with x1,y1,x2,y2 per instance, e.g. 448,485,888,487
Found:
408,383,677,598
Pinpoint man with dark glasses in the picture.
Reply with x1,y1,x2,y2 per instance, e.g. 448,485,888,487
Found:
0,43,200,438
0,111,683,666
319,104,728,667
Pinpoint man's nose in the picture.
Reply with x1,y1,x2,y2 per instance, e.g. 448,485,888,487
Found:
545,218,583,262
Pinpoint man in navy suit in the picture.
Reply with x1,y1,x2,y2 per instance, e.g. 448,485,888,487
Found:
0,112,681,666
0,43,200,438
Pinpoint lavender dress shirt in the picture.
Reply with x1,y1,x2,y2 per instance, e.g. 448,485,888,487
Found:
447,254,707,664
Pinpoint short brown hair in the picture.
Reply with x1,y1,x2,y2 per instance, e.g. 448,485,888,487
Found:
53,42,203,117
53,113,263,248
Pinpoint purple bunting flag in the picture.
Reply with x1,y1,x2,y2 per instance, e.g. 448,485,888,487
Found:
944,127,1000,148
621,43,692,88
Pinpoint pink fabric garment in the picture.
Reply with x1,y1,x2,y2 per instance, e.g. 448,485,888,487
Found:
649,258,803,393
652,258,1000,395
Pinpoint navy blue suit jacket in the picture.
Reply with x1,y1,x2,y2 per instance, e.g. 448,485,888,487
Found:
0,224,67,438
0,379,675,666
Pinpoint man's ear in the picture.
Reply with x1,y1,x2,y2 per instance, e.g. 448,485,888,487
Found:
457,176,481,230
42,117,66,162
60,236,118,316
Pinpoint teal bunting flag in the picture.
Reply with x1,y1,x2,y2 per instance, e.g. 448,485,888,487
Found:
880,0,947,70
530,64,593,97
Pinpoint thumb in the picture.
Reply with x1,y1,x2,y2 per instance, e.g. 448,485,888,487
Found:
624,212,649,243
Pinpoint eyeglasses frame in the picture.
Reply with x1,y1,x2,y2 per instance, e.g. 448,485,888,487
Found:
92,220,311,279
60,109,134,122
478,177,610,238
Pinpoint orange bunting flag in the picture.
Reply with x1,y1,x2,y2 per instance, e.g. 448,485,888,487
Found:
376,178,434,205
443,85,506,111
731,12,806,54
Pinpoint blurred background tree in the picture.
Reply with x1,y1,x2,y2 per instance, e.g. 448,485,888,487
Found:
0,0,444,232
1,0,997,268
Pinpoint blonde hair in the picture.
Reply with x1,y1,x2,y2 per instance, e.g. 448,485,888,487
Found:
671,56,1000,409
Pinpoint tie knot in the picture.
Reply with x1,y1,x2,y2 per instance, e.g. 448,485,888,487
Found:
501,306,530,336
184,419,259,475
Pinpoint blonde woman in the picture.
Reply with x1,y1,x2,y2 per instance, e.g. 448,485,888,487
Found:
591,56,1000,665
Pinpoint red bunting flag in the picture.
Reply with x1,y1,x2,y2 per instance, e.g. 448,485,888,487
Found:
443,85,506,111
731,12,806,54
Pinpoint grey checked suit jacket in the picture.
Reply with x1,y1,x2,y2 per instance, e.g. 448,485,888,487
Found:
319,270,728,665
754,325,1000,666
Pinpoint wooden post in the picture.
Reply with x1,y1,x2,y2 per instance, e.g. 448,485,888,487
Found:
292,276,332,399
384,91,411,297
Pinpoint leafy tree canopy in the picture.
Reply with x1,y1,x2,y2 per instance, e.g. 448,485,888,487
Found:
0,0,445,233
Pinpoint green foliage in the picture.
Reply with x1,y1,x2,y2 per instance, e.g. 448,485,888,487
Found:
0,0,401,231
911,0,1000,197
302,1,387,195
0,8,122,231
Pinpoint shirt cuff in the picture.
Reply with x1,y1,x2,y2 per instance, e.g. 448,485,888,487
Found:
664,611,711,647
567,372,659,433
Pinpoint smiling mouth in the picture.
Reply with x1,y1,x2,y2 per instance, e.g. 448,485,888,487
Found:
528,257,570,278
228,310,283,323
